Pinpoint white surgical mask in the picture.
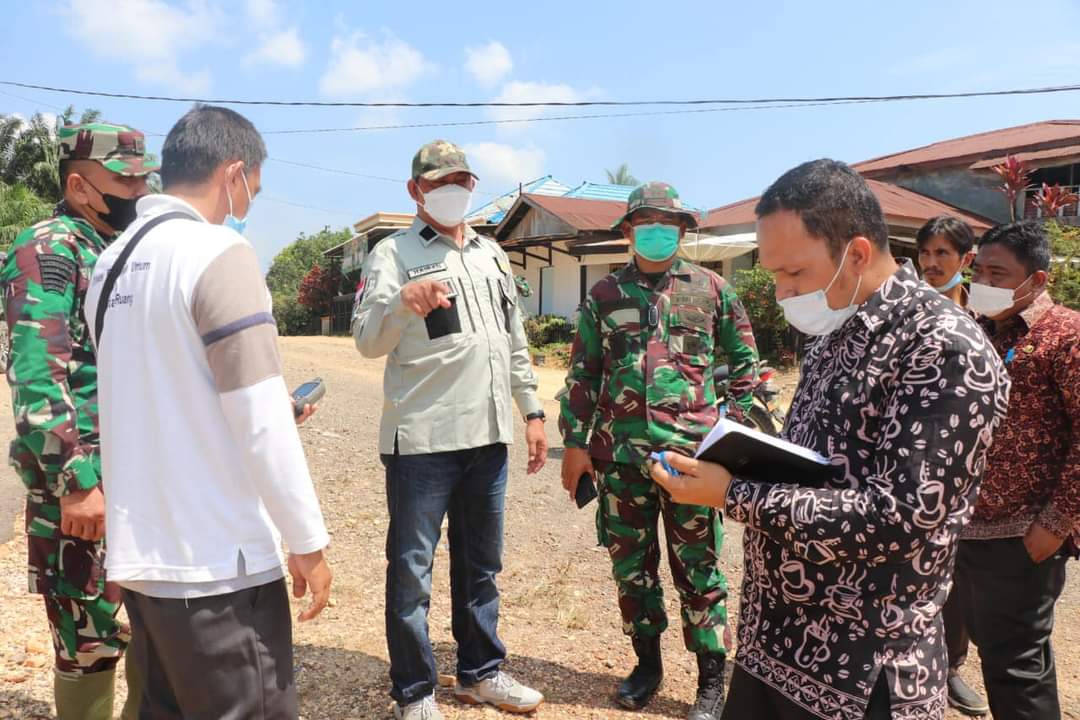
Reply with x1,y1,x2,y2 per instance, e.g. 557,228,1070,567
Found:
779,241,863,336
969,276,1032,317
420,184,472,227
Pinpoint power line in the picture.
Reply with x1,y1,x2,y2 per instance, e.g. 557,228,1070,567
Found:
260,194,357,217
5,79,1080,108
261,100,876,135
266,158,499,196
267,158,404,184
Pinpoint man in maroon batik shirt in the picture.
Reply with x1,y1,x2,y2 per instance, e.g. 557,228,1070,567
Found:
958,219,1080,720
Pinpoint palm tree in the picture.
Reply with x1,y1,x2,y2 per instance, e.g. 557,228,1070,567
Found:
0,181,51,249
1,106,102,203
605,163,640,187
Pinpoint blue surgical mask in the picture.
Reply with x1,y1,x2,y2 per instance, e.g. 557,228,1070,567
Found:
632,223,680,262
224,169,253,235
930,270,964,293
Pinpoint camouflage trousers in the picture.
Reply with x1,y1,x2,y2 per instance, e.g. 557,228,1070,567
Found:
43,591,128,676
594,459,727,654
16,458,129,675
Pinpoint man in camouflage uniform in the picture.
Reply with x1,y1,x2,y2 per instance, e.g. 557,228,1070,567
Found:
1,123,156,720
558,182,758,720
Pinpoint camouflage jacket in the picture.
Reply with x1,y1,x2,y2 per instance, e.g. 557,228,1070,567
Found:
558,258,758,464
2,211,106,529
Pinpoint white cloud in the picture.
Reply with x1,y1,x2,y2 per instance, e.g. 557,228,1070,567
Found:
319,31,431,96
59,0,216,92
487,81,600,133
246,28,306,68
245,0,279,28
136,62,213,95
463,142,546,190
464,41,513,87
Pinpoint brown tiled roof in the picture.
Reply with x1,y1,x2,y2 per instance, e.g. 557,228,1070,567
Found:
521,194,626,230
703,179,993,233
854,120,1080,176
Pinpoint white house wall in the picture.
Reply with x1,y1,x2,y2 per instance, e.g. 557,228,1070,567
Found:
508,248,632,319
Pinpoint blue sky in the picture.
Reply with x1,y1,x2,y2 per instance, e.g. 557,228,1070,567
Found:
3,0,1080,267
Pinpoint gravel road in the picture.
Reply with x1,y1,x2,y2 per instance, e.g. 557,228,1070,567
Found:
1,336,1075,718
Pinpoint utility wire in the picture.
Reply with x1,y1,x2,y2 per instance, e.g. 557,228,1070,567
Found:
4,79,1080,108
266,158,500,197
259,193,357,217
261,99,876,135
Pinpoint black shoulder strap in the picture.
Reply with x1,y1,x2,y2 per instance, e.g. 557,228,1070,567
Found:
94,211,192,347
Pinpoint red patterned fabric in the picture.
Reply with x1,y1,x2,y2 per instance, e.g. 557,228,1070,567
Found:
966,292,1080,542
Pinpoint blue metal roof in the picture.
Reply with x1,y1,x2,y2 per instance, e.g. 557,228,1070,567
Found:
467,177,706,226
562,181,635,202
564,181,706,217
466,175,571,224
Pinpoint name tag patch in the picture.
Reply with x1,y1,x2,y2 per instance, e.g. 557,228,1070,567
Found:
406,262,448,280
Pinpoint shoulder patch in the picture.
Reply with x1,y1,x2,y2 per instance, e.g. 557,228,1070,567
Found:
37,254,77,294
406,261,448,280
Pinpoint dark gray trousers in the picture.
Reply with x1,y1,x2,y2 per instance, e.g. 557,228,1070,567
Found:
122,579,297,720
959,538,1068,720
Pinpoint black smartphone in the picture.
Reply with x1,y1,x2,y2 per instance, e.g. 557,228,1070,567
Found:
292,378,326,417
575,472,598,509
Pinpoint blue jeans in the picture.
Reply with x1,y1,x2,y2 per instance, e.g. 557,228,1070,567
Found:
382,443,509,705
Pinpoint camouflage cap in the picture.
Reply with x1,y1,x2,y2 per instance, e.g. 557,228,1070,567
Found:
411,139,477,182
613,181,700,229
57,122,160,177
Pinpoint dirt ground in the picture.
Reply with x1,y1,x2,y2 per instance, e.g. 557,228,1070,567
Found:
0,336,1076,719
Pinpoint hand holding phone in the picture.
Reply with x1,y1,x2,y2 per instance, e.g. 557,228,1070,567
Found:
292,378,326,417
575,472,597,509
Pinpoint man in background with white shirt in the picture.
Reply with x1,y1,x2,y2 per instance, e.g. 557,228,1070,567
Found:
86,105,332,719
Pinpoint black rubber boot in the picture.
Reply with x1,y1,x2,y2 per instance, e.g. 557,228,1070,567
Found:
687,652,726,720
615,636,663,710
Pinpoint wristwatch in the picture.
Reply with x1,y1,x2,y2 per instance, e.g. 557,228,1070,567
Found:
525,410,546,423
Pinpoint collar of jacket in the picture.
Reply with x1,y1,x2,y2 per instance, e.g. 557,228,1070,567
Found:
616,256,692,286
412,216,481,249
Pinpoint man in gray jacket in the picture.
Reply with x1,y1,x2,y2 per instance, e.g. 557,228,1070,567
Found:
354,140,547,720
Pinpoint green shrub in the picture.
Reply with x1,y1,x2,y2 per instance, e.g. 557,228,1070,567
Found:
524,314,575,346
734,265,798,363
272,292,318,336
1046,222,1080,311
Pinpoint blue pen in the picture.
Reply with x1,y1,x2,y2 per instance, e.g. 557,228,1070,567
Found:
650,451,680,477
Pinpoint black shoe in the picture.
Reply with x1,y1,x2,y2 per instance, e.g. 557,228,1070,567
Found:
616,636,663,710
947,673,988,716
687,652,726,720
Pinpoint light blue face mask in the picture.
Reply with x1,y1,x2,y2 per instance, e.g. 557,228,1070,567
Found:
930,270,964,293
632,223,680,262
224,169,253,235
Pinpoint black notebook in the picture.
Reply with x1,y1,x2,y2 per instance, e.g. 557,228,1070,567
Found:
695,418,834,486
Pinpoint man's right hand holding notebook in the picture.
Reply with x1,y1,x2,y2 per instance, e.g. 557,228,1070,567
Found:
649,452,732,507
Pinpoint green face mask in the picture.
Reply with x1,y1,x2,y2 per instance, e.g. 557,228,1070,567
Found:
632,223,680,262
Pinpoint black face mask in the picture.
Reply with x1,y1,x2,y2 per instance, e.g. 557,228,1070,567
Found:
84,179,141,233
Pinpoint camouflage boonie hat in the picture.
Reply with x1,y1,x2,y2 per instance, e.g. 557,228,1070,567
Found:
411,139,477,181
613,181,700,229
57,122,160,176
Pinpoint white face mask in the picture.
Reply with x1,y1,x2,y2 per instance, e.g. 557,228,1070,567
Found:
420,184,472,227
779,241,863,336
968,276,1033,317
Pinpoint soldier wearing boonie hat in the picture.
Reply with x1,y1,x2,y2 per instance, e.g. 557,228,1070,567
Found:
354,139,547,720
558,181,759,720
0,121,157,720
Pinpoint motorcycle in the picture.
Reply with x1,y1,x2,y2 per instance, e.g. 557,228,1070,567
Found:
713,364,785,436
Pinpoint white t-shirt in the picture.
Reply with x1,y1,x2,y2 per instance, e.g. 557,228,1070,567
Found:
85,194,329,596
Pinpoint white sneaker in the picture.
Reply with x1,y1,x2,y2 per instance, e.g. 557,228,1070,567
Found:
393,694,444,720
453,671,544,714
